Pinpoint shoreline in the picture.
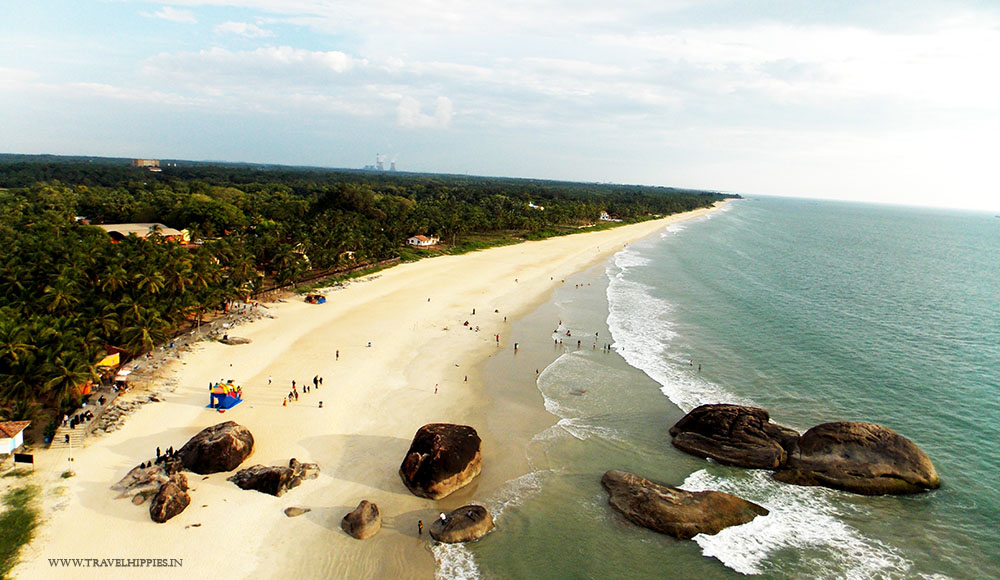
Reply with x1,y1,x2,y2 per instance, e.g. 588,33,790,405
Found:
11,202,729,580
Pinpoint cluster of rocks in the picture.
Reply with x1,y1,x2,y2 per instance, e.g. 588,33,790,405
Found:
669,404,940,495
342,423,493,544
600,404,940,541
112,421,320,524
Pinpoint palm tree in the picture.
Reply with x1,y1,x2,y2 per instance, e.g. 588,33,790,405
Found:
0,315,33,364
134,270,166,295
43,352,96,407
100,264,129,294
43,278,81,313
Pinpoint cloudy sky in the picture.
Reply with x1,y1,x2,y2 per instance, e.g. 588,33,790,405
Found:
2,1,999,211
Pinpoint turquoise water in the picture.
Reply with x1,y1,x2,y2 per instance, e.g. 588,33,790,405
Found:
440,197,1000,579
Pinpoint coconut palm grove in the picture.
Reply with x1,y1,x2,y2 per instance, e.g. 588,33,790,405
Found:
0,154,734,439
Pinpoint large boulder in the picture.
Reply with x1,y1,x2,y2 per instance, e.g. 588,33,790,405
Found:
149,480,191,523
399,423,482,499
774,422,940,495
228,458,320,497
669,404,800,469
177,421,254,474
340,500,381,539
429,505,495,543
111,457,184,499
601,470,768,540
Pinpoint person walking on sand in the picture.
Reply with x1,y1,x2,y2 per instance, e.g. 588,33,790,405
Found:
268,376,272,385
418,520,423,535
336,350,339,360
434,384,438,394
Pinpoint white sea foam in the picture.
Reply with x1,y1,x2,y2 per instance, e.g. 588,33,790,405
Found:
433,544,481,580
534,353,626,442
682,469,917,579
606,247,752,412
485,469,550,520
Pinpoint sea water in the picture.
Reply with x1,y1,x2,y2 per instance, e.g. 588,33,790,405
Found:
438,197,1000,579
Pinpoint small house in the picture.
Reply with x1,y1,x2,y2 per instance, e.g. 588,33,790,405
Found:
0,421,30,454
407,235,439,247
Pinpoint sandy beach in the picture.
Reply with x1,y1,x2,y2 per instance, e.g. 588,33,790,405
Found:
11,203,724,580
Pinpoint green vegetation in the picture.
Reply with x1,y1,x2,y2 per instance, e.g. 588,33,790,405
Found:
0,154,738,419
0,484,39,579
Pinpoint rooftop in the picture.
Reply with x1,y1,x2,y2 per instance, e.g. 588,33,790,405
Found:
0,421,31,438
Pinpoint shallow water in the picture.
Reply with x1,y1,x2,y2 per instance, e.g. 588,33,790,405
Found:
440,197,1000,579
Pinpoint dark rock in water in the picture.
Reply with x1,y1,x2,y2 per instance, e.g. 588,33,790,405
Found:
399,423,482,499
601,470,767,540
669,404,800,469
149,481,191,523
429,505,495,543
774,422,940,495
177,421,254,474
341,500,381,539
228,458,319,496
284,507,311,518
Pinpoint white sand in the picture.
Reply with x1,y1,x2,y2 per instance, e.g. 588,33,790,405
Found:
12,203,726,580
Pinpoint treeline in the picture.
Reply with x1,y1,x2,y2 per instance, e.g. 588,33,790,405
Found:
0,157,736,419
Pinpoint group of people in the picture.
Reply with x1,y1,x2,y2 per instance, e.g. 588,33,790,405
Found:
62,410,94,429
282,375,323,407
136,445,177,469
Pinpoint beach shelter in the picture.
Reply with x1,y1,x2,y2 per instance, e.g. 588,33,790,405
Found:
96,352,120,368
207,381,243,410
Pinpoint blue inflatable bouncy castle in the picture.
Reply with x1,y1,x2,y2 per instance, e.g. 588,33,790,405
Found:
208,380,243,410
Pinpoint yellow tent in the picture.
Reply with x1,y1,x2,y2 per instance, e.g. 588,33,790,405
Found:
97,352,120,367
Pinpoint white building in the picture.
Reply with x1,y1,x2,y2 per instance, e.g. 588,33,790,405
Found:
407,235,439,247
0,421,30,454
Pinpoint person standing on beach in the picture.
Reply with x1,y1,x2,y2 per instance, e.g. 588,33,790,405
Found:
268,376,272,385
336,350,339,360
434,384,438,394
418,520,423,535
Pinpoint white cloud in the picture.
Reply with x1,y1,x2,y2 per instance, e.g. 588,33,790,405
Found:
143,6,198,23
214,21,275,38
397,95,453,129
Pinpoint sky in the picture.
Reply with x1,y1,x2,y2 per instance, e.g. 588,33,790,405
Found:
2,1,999,211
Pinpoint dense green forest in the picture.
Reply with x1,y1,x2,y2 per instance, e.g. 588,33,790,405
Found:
0,154,736,425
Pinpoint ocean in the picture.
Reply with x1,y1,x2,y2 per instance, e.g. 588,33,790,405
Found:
436,196,1000,579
